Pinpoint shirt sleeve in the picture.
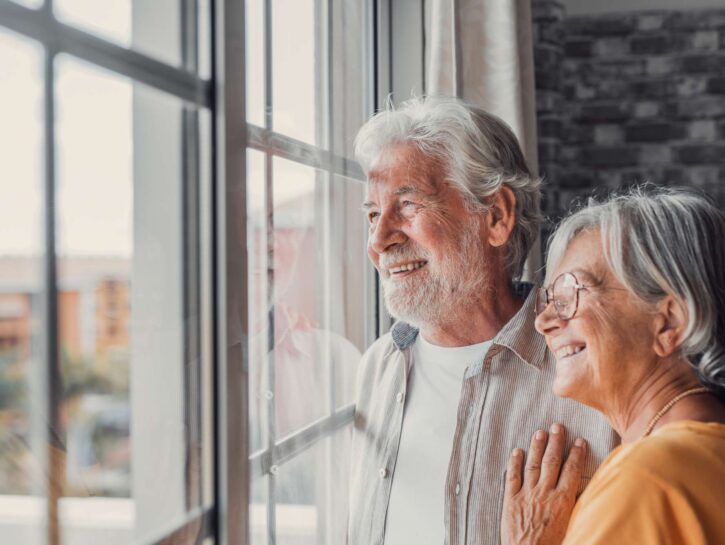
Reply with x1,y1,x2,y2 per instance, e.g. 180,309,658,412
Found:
562,463,697,545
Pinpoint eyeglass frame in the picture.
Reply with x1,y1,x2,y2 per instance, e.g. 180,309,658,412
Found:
535,271,590,321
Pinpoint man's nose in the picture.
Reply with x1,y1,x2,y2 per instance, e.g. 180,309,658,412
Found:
368,211,407,255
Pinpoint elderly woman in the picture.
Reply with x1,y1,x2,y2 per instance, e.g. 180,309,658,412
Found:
500,187,725,545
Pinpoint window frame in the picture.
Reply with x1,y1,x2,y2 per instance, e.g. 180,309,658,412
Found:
0,0,398,543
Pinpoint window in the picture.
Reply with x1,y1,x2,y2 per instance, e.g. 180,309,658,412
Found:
243,1,376,544
1,0,382,544
0,1,214,544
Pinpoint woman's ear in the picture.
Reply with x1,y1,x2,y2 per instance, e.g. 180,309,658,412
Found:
485,185,517,248
652,296,688,358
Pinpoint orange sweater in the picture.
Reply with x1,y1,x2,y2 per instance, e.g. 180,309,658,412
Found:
563,421,725,545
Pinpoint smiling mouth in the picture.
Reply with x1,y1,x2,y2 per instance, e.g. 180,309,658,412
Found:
555,344,586,360
387,260,427,277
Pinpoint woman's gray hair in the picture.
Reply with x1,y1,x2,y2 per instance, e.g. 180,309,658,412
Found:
354,95,542,280
546,186,725,397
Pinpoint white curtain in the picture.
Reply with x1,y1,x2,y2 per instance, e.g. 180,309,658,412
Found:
426,0,541,279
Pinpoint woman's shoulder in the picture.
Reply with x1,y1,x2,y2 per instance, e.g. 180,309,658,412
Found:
600,420,725,487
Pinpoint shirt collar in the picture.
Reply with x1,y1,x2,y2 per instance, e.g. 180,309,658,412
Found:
390,282,548,370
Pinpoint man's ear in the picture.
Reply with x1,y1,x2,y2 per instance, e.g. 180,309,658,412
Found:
652,296,688,358
485,185,517,248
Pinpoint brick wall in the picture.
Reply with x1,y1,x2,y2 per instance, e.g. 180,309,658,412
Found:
533,2,725,221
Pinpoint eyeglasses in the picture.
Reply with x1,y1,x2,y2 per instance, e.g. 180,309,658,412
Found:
535,272,589,321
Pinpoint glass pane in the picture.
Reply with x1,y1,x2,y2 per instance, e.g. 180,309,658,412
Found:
275,428,351,545
0,29,44,545
55,54,212,544
248,149,269,454
249,474,269,545
330,0,373,158
246,0,265,126
272,0,317,143
54,0,212,74
54,0,132,49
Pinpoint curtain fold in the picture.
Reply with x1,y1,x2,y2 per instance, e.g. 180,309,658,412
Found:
426,0,541,279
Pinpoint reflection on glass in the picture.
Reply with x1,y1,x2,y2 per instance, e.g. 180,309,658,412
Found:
272,0,316,143
247,149,268,454
0,29,45,545
54,54,212,545
274,430,350,545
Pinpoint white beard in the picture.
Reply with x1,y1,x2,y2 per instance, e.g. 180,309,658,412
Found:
380,222,489,329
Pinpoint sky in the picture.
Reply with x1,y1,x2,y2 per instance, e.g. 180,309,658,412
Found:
1,0,318,257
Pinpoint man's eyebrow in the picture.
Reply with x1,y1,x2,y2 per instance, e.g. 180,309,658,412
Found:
392,185,422,197
361,185,424,211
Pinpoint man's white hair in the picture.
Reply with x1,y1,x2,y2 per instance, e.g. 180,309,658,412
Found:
354,95,542,280
546,185,725,399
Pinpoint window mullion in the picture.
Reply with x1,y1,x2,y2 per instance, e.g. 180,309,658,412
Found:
249,403,355,479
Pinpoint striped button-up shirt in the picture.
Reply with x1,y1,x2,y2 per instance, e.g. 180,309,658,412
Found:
348,286,618,545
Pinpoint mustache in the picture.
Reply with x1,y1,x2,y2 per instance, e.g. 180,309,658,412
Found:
378,244,431,269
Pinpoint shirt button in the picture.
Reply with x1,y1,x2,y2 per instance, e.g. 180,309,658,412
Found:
396,392,405,403
379,468,389,479
455,483,461,495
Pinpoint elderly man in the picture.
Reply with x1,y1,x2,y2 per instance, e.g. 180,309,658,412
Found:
347,96,618,545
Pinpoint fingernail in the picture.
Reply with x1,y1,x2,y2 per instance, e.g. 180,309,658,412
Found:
550,423,561,434
575,437,586,448
512,448,523,457
535,429,546,440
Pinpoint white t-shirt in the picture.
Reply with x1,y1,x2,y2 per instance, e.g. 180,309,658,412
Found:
383,333,492,545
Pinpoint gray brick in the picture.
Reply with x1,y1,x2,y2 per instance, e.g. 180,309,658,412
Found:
581,146,639,167
563,124,594,145
687,120,718,141
631,79,673,99
679,54,725,74
707,76,725,94
675,76,708,97
579,103,631,123
668,10,725,31
637,13,667,32
630,34,671,56
538,139,561,163
564,39,593,58
638,145,673,164
676,144,725,164
674,97,725,119
539,23,565,45
539,117,563,139
532,0,565,23
559,170,594,189
594,124,624,145
572,83,596,100
634,101,661,118
625,122,684,143
686,166,721,186
593,37,629,57
535,69,562,92
567,15,637,37
536,91,562,114
690,30,720,51
646,56,676,76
